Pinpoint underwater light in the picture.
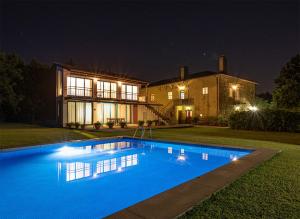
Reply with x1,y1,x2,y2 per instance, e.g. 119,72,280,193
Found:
177,155,186,161
57,146,90,156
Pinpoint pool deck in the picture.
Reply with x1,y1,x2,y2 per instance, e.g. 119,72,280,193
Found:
106,138,279,219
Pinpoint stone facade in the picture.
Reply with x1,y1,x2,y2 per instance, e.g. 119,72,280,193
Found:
142,73,256,123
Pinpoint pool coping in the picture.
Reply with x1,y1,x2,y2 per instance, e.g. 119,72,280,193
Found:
0,136,279,218
106,137,279,219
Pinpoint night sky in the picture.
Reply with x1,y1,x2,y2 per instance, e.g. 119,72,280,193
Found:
1,0,299,92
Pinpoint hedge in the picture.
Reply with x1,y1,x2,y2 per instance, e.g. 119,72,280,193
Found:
229,109,300,132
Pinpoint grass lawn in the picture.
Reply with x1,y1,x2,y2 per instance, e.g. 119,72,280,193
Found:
1,123,299,218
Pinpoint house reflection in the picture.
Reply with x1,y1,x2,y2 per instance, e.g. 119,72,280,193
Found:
58,152,139,182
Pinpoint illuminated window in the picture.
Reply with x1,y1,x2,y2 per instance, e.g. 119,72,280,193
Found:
202,87,208,95
168,92,172,100
67,76,92,97
180,90,185,99
121,84,138,100
97,81,117,99
67,102,92,124
151,94,155,101
229,84,240,100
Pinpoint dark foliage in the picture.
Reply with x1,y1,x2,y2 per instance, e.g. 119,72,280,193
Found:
229,110,300,132
273,54,300,109
256,92,272,103
0,52,56,123
0,53,24,120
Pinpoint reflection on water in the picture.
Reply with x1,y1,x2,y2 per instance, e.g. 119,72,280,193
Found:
58,153,139,182
56,141,139,182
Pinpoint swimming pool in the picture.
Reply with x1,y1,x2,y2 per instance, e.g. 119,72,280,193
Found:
0,137,252,218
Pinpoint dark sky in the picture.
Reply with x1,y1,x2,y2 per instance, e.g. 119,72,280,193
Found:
1,0,300,92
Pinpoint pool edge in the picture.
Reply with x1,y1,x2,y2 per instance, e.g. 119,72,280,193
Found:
105,138,279,219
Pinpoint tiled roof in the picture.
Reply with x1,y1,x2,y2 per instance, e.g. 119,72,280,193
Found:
148,71,218,87
148,71,257,87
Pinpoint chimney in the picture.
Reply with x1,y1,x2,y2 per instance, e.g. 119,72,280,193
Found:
218,55,227,73
179,66,188,80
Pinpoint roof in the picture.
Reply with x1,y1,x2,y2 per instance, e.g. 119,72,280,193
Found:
54,63,149,85
148,71,257,87
148,71,217,87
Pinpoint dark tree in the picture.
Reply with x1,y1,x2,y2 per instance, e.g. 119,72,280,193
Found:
18,60,52,122
257,92,272,103
273,54,300,109
0,53,24,120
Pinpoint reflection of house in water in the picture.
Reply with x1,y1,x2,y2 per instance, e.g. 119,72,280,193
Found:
59,153,139,182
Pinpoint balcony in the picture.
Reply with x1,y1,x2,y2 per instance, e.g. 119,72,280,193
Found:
173,98,194,106
66,86,93,97
65,87,146,103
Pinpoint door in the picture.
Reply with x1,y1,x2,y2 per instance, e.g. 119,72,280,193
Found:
185,110,192,123
178,110,183,124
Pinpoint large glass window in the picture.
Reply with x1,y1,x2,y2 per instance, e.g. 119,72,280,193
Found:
97,81,117,99
67,102,92,124
94,103,132,124
121,84,138,100
68,102,76,123
67,77,92,97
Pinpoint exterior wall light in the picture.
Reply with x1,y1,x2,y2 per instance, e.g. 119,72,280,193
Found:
234,106,241,111
249,106,258,112
117,81,122,86
178,85,185,90
231,84,238,90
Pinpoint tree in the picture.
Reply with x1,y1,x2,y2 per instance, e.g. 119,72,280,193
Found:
18,60,52,122
257,92,272,103
0,53,24,120
273,54,300,109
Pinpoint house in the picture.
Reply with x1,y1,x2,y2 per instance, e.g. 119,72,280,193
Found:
55,64,159,127
141,56,257,124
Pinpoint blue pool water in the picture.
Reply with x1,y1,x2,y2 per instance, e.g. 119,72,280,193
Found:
0,138,251,218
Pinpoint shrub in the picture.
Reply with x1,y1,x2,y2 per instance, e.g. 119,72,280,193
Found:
74,122,80,129
146,120,153,127
94,121,101,130
217,115,228,127
119,121,127,128
66,122,74,129
229,109,300,132
153,120,159,126
192,116,200,124
80,124,86,129
106,121,114,129
138,120,145,127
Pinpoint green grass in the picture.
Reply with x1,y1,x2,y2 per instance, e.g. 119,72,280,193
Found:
1,123,300,218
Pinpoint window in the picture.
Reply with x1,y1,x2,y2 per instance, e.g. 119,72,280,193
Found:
229,84,240,101
168,92,173,100
57,70,62,96
150,94,155,101
67,77,92,97
202,87,208,95
180,90,185,99
67,102,92,124
97,81,117,99
121,84,138,100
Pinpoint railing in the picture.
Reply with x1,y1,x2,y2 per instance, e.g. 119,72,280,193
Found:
66,86,92,97
66,87,145,102
173,98,194,106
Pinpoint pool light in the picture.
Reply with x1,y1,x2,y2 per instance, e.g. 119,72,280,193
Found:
232,156,238,161
177,155,186,161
